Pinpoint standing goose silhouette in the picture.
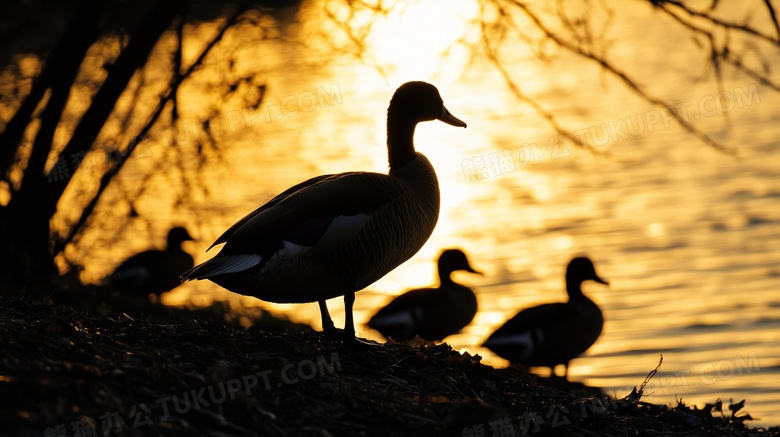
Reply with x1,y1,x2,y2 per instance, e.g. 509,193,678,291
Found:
367,248,482,341
182,82,466,345
482,256,609,378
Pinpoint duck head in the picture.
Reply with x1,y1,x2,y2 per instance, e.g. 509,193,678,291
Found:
386,82,466,169
565,256,608,298
388,81,467,128
438,248,483,284
167,226,194,248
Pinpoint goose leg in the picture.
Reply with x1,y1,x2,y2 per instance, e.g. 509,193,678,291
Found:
318,300,339,336
342,291,380,348
343,292,356,339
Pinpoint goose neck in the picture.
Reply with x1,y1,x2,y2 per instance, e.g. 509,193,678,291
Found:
438,269,457,287
168,238,186,251
387,116,418,170
565,278,586,300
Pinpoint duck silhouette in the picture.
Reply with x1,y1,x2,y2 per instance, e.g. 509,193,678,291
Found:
367,249,482,341
106,226,194,298
482,256,608,378
181,82,467,345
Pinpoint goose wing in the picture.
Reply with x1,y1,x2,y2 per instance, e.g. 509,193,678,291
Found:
368,288,439,339
483,303,574,349
107,250,167,292
208,174,332,250
210,171,403,249
493,303,578,334
371,287,439,319
486,300,605,367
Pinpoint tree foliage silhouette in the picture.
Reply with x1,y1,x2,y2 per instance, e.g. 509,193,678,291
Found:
0,0,272,286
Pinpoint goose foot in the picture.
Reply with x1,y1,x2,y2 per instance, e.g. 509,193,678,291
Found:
322,325,344,339
343,334,382,349
319,327,380,348
318,294,380,348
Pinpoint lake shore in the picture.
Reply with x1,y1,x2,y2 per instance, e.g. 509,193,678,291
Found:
0,286,776,437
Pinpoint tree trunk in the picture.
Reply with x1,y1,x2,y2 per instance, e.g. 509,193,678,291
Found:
0,0,101,178
3,0,182,285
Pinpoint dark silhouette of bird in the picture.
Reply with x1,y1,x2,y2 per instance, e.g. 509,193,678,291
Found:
482,256,609,378
181,82,467,345
106,226,194,298
367,249,482,341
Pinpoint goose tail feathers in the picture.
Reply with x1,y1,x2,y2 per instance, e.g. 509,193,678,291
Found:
181,255,262,281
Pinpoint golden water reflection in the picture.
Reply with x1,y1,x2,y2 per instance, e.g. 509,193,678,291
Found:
57,0,780,427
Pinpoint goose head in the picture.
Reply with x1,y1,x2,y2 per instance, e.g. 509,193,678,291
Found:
386,82,466,169
438,248,483,284
167,226,194,249
388,81,467,128
565,256,608,298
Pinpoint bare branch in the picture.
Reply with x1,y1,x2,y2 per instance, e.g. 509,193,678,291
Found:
651,1,780,92
55,4,251,255
764,0,780,40
481,33,615,160
500,0,737,154
652,0,780,46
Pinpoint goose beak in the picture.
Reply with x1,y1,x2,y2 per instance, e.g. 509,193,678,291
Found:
465,266,483,275
438,104,467,128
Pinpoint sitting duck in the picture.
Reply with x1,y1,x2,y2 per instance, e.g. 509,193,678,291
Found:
106,226,194,298
482,256,609,378
181,82,467,345
367,249,482,341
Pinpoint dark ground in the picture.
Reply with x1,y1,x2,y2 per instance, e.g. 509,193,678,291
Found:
1,283,777,437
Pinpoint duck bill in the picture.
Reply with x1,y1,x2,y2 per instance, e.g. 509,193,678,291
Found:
438,104,467,128
594,275,609,286
466,266,483,275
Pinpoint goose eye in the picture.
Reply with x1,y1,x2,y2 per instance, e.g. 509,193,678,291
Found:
430,93,441,109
